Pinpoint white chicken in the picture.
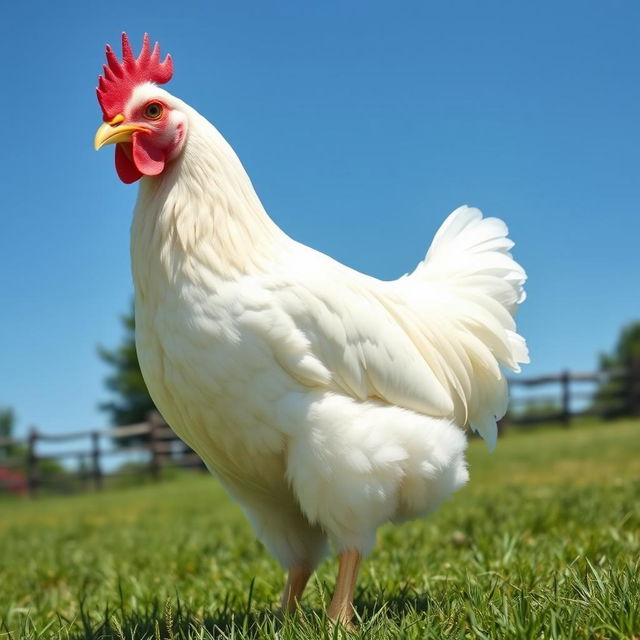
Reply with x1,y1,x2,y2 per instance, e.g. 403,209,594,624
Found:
94,34,528,626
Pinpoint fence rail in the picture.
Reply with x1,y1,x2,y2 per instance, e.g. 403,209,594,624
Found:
2,363,639,496
503,364,640,426
0,412,204,496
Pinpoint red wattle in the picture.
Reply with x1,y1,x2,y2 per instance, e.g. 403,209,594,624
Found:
115,143,143,183
132,133,166,176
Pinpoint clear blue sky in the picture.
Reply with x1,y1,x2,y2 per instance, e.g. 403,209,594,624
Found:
1,1,638,438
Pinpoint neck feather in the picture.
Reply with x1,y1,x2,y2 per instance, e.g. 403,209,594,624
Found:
131,102,289,291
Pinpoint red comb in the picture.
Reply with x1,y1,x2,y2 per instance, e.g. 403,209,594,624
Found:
97,33,173,121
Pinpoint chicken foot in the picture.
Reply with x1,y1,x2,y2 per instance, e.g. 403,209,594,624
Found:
327,549,361,628
280,564,312,614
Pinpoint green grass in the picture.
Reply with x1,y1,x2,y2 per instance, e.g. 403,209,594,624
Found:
1,419,639,639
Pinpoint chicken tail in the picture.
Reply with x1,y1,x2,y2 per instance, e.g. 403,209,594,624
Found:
396,206,529,449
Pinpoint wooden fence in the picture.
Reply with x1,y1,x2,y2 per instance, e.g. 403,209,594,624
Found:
0,412,203,496
503,363,640,426
1,363,639,496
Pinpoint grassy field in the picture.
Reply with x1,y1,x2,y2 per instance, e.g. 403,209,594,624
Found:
1,419,638,639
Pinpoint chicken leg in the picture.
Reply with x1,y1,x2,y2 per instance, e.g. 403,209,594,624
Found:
280,564,312,614
327,549,361,627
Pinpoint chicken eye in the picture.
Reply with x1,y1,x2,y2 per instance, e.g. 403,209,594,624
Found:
144,102,163,119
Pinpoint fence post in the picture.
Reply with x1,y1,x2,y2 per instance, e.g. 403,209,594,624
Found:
497,415,508,438
148,412,163,481
26,427,38,497
560,370,571,426
91,430,103,490
625,357,640,416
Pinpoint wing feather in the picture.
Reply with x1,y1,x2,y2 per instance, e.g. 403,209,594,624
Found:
243,206,527,449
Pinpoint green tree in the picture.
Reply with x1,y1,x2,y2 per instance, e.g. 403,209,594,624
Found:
0,408,65,487
98,304,156,427
0,408,16,458
595,321,640,418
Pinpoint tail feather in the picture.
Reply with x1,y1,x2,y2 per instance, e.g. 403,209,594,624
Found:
394,205,528,449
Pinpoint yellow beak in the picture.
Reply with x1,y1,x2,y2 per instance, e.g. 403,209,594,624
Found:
94,114,148,150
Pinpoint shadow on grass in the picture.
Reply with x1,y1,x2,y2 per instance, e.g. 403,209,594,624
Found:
68,597,282,640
